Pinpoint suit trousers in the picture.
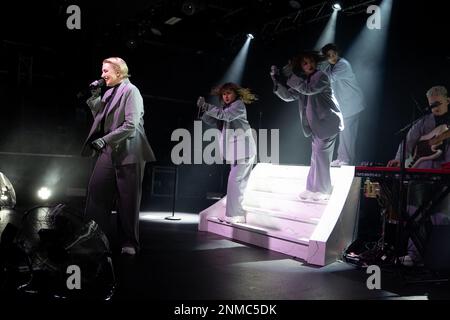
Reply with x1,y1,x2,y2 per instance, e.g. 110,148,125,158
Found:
226,156,256,217
84,147,145,251
337,113,360,164
306,134,337,194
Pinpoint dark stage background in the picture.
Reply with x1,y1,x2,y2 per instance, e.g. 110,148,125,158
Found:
1,0,449,212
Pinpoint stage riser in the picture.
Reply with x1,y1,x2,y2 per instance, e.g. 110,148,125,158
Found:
244,213,317,241
205,220,310,260
199,164,358,266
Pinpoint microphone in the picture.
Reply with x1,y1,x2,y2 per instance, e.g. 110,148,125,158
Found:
422,101,442,113
429,101,442,109
89,78,105,89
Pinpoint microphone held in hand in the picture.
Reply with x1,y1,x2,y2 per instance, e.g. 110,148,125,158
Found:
89,78,106,89
91,138,106,151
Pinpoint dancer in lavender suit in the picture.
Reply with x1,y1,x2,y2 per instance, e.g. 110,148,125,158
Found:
320,43,365,166
197,83,257,223
271,51,343,201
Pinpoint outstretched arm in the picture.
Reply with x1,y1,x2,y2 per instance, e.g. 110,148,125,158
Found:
203,99,246,122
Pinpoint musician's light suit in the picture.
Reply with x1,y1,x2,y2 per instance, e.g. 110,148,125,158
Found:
319,58,365,165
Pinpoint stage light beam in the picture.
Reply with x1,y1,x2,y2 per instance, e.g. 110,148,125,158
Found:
219,35,253,85
314,9,338,50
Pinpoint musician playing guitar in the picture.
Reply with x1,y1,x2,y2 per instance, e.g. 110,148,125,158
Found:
387,86,450,169
386,86,450,266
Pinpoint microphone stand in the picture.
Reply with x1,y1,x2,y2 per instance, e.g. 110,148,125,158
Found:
166,115,181,221
393,116,422,265
165,165,181,221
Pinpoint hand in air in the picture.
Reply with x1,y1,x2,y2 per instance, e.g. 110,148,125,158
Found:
197,96,206,109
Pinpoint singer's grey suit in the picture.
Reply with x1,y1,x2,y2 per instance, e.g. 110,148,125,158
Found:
82,79,155,251
274,70,343,194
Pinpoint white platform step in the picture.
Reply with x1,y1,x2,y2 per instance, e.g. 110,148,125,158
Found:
245,206,322,225
207,217,310,245
205,217,310,260
198,163,360,266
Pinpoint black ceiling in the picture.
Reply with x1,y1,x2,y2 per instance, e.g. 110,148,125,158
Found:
3,0,379,53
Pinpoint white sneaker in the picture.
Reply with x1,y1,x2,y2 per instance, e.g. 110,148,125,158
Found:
331,160,349,167
312,192,330,201
330,159,342,167
298,190,314,200
218,215,246,224
121,246,136,255
399,255,423,267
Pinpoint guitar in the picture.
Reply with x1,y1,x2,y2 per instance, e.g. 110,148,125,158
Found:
408,124,450,168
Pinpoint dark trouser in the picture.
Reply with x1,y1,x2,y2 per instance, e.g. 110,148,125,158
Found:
405,182,450,261
85,148,145,251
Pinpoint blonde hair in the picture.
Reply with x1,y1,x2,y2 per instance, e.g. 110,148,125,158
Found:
426,86,448,98
102,57,130,78
211,82,258,105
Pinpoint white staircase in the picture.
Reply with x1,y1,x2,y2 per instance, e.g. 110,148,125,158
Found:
198,163,361,266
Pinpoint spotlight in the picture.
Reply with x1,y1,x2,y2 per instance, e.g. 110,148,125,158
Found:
332,3,342,11
247,33,254,40
0,172,16,209
37,187,52,201
288,1,301,9
125,39,138,50
181,1,203,16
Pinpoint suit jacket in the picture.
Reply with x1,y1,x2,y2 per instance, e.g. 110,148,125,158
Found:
319,58,365,118
274,70,343,139
82,79,156,165
202,99,256,162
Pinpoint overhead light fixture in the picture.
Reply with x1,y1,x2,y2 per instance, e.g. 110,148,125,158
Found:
180,0,205,16
165,17,182,25
288,0,301,9
247,34,254,40
332,3,342,11
151,28,162,36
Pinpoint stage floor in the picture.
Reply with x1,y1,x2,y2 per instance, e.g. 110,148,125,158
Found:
1,210,449,302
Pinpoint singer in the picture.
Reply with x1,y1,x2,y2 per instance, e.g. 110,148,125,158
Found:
81,57,156,256
271,51,343,201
